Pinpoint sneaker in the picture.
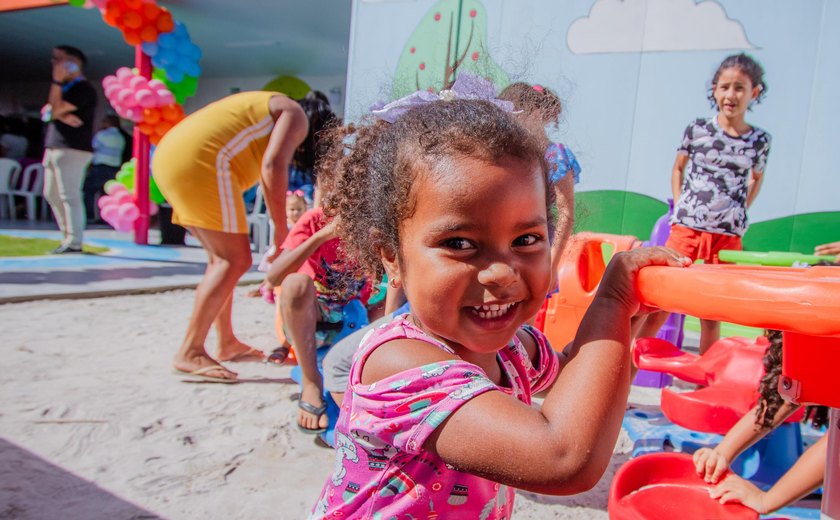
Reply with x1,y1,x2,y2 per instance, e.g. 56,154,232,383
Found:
49,244,83,255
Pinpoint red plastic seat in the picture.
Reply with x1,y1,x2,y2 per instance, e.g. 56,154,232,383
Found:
635,336,803,434
608,452,758,520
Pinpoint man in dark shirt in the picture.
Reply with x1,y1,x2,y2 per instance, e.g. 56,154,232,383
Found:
41,45,97,254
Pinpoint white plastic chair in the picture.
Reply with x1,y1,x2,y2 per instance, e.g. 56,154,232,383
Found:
8,163,47,221
0,158,22,220
246,186,271,255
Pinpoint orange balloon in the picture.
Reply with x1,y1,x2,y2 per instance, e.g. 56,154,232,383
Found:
104,2,122,20
140,25,158,42
143,108,161,125
123,29,142,46
141,3,159,21
103,12,118,26
154,121,171,135
124,0,142,9
161,104,182,122
157,12,174,33
122,11,142,29
138,123,154,135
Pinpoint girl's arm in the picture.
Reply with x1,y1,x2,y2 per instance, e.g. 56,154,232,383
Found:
746,170,765,208
265,220,336,287
671,154,689,203
712,434,826,514
693,401,800,483
261,95,309,251
364,247,689,495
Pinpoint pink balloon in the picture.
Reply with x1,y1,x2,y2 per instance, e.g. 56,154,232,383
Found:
104,84,121,100
148,79,167,90
106,183,128,196
148,201,159,216
124,108,143,123
100,205,119,224
97,195,116,209
128,75,147,90
115,217,134,233
118,203,140,221
117,88,134,104
136,89,159,108
116,67,134,80
102,76,118,88
157,90,175,106
114,192,134,206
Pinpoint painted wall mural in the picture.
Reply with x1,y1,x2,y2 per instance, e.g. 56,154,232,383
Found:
391,0,508,98
348,0,839,253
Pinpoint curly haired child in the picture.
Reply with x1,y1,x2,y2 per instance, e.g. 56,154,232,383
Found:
307,76,689,518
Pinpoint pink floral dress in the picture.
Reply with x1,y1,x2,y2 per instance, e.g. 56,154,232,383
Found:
310,315,560,519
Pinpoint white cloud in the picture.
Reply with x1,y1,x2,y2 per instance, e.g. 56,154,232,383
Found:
568,0,755,54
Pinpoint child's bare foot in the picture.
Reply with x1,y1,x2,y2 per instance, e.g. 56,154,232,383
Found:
216,339,266,362
298,385,328,433
173,351,237,382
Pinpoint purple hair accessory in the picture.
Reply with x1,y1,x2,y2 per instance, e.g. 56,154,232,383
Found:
371,72,516,123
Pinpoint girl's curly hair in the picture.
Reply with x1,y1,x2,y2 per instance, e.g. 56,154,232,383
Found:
318,99,554,281
755,329,828,430
498,82,563,127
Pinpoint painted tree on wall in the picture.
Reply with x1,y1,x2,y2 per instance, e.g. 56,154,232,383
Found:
391,0,508,99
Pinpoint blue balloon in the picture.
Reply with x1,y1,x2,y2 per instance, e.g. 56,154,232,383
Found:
182,61,201,77
173,21,188,38
156,48,176,67
184,43,201,60
166,68,184,83
158,32,177,49
142,41,159,57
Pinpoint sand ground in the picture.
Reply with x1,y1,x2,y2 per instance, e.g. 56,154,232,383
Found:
0,286,663,519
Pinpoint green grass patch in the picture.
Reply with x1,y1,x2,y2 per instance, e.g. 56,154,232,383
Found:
0,234,108,257
683,315,764,338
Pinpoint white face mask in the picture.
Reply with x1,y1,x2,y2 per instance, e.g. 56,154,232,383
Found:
64,61,79,74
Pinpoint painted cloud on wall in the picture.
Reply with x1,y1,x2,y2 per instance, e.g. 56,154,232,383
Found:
568,0,755,54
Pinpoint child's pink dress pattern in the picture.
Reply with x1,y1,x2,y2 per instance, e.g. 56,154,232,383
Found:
310,315,560,519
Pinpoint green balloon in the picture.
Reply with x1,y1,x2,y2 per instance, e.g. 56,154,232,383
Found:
152,68,199,104
116,170,134,190
68,0,86,7
149,176,166,205
104,180,119,193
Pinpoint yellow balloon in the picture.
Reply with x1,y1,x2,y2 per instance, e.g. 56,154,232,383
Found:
262,76,311,100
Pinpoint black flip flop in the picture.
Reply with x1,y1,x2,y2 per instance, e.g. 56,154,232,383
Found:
297,399,327,434
266,346,290,365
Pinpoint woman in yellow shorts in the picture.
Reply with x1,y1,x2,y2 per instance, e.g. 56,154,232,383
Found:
153,91,335,382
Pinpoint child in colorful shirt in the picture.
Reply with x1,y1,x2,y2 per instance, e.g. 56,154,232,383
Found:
641,53,772,355
266,206,370,433
308,74,690,518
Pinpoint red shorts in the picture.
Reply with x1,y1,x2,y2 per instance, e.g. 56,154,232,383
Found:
665,225,742,264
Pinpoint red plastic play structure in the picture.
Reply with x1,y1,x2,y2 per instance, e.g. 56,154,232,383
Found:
541,232,638,351
634,336,803,435
610,264,840,519
609,452,759,520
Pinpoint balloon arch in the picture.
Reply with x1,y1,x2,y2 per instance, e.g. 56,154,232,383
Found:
69,0,201,243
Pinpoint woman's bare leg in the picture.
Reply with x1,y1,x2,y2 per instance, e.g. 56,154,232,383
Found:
172,227,253,380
